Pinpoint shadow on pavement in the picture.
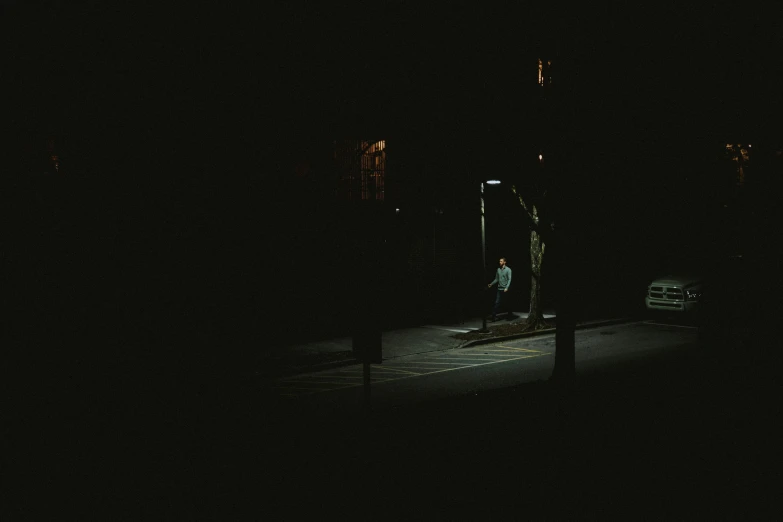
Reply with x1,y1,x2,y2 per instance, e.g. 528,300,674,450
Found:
10,332,772,519
5,295,779,520
247,342,778,520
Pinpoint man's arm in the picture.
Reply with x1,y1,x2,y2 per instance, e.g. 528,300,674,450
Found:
505,267,511,292
488,270,498,288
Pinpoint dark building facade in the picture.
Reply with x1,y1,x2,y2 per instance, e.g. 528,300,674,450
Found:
266,54,576,340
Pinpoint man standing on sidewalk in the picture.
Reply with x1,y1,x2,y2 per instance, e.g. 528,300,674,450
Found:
488,257,513,321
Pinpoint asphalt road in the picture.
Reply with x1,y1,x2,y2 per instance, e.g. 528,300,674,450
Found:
268,320,699,414
252,319,775,520
18,319,777,519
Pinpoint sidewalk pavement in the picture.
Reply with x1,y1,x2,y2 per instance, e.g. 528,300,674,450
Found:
257,310,636,380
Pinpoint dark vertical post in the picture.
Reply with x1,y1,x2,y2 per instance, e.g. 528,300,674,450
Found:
478,182,489,333
481,182,487,272
551,160,576,388
351,200,383,411
363,362,371,410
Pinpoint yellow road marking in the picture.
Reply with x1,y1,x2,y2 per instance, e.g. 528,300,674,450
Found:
422,354,508,362
387,359,476,364
278,353,550,398
437,354,520,359
384,362,475,367
461,350,531,355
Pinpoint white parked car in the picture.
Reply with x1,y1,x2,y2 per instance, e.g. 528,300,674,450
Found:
645,274,703,314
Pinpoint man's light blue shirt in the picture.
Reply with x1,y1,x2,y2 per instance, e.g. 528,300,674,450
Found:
490,266,512,290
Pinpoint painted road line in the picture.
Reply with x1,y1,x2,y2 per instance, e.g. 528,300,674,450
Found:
389,358,478,363
434,350,530,357
434,353,515,358
367,366,422,375
420,325,474,333
381,354,548,375
274,350,553,397
330,366,423,376
453,348,533,354
387,361,477,367
276,353,551,397
494,345,545,352
279,353,551,398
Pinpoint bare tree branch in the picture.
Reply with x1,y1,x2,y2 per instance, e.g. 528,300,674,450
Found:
511,184,535,223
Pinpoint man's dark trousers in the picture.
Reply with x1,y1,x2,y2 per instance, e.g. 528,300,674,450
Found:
493,290,512,321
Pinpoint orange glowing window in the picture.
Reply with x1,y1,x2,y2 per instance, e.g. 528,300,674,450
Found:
334,139,386,201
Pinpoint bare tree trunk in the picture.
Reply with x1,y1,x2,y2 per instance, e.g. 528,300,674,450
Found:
525,205,549,331
511,187,550,332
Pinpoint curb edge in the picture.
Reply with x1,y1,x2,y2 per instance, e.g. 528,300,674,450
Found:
462,317,638,348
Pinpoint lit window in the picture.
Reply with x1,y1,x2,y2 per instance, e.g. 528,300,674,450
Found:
334,139,386,201
725,143,750,186
538,59,552,86
538,59,543,86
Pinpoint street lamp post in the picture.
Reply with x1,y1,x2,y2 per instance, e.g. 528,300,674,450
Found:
478,180,501,333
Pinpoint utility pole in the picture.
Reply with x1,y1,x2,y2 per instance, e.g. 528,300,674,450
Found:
478,182,489,333
351,201,383,412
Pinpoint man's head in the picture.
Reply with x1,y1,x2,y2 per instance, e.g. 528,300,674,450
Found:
499,257,506,268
